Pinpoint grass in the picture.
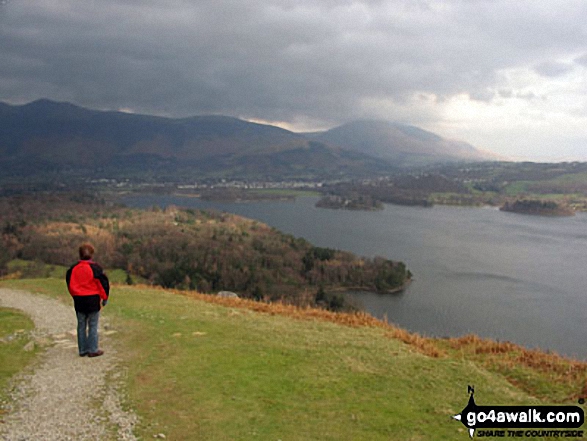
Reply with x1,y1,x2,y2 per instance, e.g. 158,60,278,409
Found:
249,188,321,197
1,278,585,440
539,172,587,185
502,181,531,196
3,259,142,285
0,307,37,404
6,259,68,279
503,175,587,199
428,192,489,206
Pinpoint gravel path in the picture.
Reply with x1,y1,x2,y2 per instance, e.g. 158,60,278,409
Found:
0,288,138,441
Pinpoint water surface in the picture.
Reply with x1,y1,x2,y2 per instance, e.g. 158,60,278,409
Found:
122,195,587,359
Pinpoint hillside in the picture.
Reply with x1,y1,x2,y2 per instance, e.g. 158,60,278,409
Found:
0,100,491,182
1,278,585,440
0,193,411,308
310,120,491,166
0,100,393,181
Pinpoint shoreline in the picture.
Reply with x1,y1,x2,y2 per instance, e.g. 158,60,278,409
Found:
119,191,587,214
327,278,412,295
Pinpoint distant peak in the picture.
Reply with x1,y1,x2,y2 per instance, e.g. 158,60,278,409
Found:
23,99,80,109
331,119,443,142
341,119,406,127
23,98,68,107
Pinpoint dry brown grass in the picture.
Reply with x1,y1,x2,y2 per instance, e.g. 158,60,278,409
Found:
144,285,446,358
446,334,587,401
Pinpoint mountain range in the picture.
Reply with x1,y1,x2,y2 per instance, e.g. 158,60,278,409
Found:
0,99,491,181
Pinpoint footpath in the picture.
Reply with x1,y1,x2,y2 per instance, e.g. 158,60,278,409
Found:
0,288,137,440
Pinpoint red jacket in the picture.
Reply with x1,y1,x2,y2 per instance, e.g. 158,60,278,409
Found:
66,260,109,300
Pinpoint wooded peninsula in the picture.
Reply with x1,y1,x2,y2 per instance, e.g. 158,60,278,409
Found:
0,194,411,312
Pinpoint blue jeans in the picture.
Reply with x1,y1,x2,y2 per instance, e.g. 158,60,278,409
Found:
76,310,100,355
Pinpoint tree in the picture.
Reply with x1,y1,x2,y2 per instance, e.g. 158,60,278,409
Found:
315,285,326,304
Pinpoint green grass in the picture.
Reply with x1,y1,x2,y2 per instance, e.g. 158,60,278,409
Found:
0,307,37,402
521,193,578,200
542,172,587,185
428,192,488,206
503,174,587,199
6,259,68,279
503,181,531,195
4,259,144,285
0,278,583,440
250,188,321,197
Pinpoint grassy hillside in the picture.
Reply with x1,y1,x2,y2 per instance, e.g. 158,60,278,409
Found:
1,278,585,440
0,307,37,403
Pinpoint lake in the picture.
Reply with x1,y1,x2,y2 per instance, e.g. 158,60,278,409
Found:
122,194,587,360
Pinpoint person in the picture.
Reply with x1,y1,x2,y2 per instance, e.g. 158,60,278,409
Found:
66,243,110,357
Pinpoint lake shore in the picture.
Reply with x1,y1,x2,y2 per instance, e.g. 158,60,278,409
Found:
120,194,587,360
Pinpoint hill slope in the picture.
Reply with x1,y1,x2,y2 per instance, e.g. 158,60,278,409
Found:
310,120,491,166
0,100,393,180
2,278,585,440
0,100,493,182
0,193,411,305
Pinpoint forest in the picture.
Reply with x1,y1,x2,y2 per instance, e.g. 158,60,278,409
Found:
0,193,411,311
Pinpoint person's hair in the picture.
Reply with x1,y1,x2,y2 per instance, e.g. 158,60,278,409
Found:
78,243,95,260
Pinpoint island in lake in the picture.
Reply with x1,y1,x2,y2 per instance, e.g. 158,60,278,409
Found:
500,199,575,216
315,195,383,211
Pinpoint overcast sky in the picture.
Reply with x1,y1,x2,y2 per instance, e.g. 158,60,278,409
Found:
1,0,587,161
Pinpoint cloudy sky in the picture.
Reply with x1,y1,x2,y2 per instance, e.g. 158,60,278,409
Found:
1,0,587,161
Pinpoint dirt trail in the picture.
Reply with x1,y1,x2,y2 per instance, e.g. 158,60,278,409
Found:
0,288,137,440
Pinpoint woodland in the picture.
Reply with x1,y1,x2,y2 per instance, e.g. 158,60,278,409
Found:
0,193,411,311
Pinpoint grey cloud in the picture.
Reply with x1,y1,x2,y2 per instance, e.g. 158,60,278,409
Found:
516,91,538,101
498,89,513,98
575,52,587,66
1,0,586,129
469,89,495,102
534,61,574,77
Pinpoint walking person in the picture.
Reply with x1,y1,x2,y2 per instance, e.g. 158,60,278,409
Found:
66,243,110,357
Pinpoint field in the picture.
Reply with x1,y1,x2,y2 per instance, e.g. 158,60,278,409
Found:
1,277,585,440
0,307,37,404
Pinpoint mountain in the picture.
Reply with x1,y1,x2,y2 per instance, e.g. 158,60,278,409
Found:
309,120,491,166
0,100,394,180
0,100,489,182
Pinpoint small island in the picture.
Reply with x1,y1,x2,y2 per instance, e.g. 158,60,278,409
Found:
500,199,575,216
316,195,383,211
